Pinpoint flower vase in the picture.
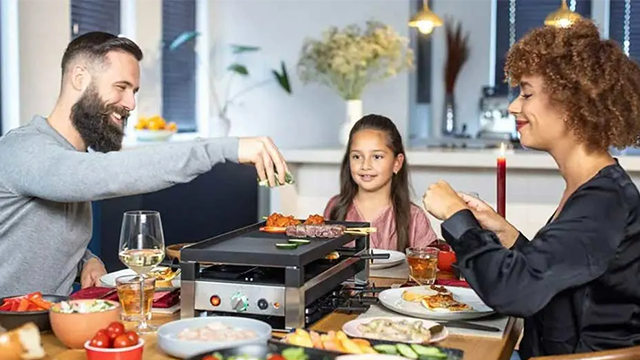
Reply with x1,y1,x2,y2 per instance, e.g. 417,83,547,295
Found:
339,99,363,146
442,93,456,136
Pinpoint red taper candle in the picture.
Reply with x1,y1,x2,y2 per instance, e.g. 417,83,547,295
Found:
497,143,506,217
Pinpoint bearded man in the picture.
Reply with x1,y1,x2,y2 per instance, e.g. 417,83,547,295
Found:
0,32,289,297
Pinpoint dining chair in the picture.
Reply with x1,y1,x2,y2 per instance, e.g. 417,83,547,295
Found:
530,345,640,360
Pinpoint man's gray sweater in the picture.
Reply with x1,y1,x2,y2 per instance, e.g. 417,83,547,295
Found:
0,116,239,297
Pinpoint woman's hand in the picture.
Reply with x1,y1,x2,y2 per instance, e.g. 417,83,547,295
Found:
459,193,520,247
423,180,468,221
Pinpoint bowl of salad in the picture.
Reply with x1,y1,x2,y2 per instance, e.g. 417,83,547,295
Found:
49,299,120,349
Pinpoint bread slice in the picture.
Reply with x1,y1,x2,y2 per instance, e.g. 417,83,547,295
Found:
0,323,45,360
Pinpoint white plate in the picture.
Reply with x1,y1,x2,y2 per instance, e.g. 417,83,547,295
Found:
378,286,494,320
157,317,272,359
370,249,405,269
342,316,448,343
99,267,180,291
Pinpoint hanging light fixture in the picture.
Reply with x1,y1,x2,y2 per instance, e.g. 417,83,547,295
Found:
409,0,443,35
544,0,583,28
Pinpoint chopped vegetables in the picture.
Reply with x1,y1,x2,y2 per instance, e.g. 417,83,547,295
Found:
258,171,295,188
282,328,450,359
0,292,54,312
52,300,116,314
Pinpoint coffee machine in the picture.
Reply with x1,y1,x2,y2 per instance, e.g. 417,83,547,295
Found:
477,86,515,140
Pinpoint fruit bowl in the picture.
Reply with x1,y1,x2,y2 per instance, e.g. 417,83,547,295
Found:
133,129,175,142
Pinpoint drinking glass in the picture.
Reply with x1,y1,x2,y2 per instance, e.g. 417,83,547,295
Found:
116,275,155,322
405,247,439,285
118,210,165,334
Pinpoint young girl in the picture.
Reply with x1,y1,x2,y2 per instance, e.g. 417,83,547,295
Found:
323,114,437,251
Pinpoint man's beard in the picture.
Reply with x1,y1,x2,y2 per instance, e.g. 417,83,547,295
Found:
71,86,130,153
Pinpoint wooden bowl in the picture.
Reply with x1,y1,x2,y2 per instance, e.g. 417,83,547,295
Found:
166,243,193,262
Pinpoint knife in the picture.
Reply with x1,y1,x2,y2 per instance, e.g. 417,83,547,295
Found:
437,320,501,332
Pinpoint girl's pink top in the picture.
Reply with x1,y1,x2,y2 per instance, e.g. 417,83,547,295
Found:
323,196,437,250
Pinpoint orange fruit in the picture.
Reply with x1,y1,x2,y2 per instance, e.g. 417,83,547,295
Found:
167,122,177,131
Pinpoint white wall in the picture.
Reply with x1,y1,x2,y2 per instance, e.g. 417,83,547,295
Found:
206,0,412,149
18,0,70,125
429,0,493,138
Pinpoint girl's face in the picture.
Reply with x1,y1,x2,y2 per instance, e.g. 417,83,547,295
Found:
349,129,404,193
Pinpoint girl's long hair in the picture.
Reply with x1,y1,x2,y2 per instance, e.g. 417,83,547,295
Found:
329,114,412,252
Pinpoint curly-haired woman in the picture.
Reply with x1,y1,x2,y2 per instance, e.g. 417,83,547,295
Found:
422,20,640,359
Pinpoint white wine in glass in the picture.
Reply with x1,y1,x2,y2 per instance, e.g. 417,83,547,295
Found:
118,210,165,334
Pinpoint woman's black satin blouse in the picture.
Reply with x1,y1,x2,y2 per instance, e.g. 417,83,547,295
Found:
441,163,640,359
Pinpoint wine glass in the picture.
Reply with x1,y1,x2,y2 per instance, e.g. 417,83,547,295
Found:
118,210,165,334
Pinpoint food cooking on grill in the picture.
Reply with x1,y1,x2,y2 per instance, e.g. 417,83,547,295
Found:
357,319,432,343
303,214,324,225
177,321,258,342
266,213,302,227
285,224,347,238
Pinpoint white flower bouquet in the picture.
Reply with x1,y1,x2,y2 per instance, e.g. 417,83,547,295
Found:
297,20,414,100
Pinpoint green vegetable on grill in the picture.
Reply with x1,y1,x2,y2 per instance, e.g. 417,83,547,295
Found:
258,171,295,187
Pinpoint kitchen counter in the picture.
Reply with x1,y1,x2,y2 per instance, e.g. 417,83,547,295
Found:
268,147,640,240
281,147,640,171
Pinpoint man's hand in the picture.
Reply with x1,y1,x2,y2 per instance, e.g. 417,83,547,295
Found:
423,180,468,221
238,137,288,187
81,257,107,289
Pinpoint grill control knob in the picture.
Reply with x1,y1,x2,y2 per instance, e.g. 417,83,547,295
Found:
257,299,269,310
231,292,249,312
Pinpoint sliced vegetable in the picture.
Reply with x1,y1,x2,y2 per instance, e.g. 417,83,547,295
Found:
288,239,310,244
397,343,419,359
411,344,448,358
276,243,299,249
373,344,399,355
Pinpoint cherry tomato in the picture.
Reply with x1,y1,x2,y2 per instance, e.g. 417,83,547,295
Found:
106,322,125,340
90,333,110,348
267,355,285,360
202,356,220,360
95,329,109,338
124,330,139,345
113,334,134,348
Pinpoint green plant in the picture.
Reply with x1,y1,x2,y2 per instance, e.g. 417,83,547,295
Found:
297,20,414,100
167,31,292,119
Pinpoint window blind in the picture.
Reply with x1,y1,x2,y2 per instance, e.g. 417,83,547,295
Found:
494,0,592,95
609,0,640,63
162,0,197,132
70,0,121,39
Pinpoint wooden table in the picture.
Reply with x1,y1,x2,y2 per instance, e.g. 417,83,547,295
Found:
42,278,522,360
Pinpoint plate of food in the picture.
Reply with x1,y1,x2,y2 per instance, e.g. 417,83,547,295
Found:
99,266,180,291
378,285,494,320
341,317,448,344
280,328,461,359
158,317,272,359
370,249,405,270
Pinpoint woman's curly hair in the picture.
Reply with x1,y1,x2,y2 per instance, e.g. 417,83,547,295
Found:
505,19,640,151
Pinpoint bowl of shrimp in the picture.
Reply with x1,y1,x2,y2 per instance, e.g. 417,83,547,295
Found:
157,317,272,359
